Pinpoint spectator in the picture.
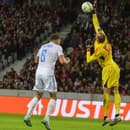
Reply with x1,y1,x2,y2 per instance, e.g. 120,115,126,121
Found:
0,1,73,68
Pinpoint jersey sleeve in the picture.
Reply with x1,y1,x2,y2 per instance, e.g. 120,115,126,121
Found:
92,14,105,34
86,47,102,63
58,46,64,56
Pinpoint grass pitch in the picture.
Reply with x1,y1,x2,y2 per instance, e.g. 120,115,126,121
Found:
0,114,129,130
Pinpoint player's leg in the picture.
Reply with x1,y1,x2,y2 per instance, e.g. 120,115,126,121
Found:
42,75,57,130
24,91,43,119
110,86,121,126
24,73,44,126
102,67,111,126
108,65,121,126
114,87,121,117
44,92,56,122
102,87,111,126
42,93,56,130
24,91,43,126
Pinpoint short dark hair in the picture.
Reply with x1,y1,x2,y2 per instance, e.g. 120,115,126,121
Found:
50,34,60,40
97,33,105,43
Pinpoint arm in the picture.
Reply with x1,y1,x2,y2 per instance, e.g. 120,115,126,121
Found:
92,14,103,34
35,46,42,64
58,45,70,64
58,55,70,64
86,51,96,63
34,56,39,64
86,47,101,63
92,0,105,34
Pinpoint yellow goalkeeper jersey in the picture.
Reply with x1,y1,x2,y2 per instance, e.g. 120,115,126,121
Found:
86,14,117,68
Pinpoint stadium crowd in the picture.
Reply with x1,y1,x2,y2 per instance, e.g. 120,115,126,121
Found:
0,0,130,96
0,1,76,69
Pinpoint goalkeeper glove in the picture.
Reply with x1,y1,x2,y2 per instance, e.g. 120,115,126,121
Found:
93,0,97,14
85,39,92,51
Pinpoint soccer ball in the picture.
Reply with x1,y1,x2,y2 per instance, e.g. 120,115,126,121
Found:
81,1,93,13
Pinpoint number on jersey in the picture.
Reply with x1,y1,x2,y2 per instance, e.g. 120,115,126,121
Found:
41,49,47,62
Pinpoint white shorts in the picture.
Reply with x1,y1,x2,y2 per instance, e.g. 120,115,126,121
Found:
33,73,57,93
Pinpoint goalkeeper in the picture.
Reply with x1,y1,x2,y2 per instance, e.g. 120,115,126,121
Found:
86,0,121,126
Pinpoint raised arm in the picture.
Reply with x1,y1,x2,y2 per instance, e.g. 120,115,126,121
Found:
92,0,105,34
92,14,102,33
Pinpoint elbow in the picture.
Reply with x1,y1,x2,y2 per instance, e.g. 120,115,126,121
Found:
59,61,64,64
59,55,65,64
86,59,90,64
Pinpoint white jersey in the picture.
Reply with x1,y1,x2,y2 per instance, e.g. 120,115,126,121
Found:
36,42,63,75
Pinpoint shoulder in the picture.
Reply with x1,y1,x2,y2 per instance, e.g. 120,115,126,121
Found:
38,45,43,51
104,43,111,48
40,44,47,48
55,44,63,50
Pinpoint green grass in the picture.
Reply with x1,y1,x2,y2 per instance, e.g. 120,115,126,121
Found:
0,114,129,130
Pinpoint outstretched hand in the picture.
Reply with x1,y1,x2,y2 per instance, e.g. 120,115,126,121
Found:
93,0,97,13
85,39,93,51
93,0,97,6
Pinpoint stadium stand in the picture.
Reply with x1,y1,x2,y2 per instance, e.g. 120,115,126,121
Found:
0,0,130,95
0,0,76,70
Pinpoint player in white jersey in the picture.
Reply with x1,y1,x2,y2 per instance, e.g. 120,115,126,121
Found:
24,34,70,130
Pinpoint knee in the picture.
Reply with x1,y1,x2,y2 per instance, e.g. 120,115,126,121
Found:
113,91,119,95
104,94,110,102
36,91,43,99
113,86,120,94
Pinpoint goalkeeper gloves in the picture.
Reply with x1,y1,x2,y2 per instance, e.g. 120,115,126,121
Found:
85,39,92,52
93,0,97,14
